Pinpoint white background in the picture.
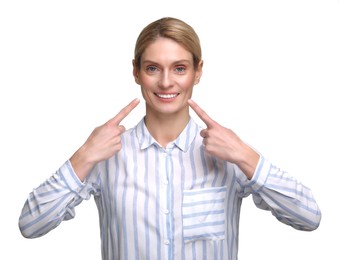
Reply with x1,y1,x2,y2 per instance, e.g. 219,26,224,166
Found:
1,0,338,259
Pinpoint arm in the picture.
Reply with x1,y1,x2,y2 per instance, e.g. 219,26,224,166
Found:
188,99,321,230
238,156,321,230
19,99,140,238
18,161,91,238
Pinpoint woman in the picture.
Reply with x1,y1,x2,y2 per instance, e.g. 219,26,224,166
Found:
19,17,321,260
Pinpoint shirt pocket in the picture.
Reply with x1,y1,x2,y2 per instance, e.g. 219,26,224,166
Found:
182,186,227,243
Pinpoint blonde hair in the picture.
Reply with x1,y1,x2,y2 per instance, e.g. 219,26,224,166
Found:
134,17,202,70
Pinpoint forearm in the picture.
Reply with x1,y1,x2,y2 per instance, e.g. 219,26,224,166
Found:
70,145,97,182
248,158,321,230
19,161,85,238
234,143,260,180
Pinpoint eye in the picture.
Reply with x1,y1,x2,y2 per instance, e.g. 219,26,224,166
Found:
146,65,158,73
175,66,186,74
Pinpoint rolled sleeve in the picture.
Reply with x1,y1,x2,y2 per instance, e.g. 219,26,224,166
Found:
59,160,86,193
245,155,271,192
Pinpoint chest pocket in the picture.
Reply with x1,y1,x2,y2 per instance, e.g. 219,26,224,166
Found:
182,186,227,243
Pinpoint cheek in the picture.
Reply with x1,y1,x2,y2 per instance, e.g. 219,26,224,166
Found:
179,76,196,90
139,75,155,90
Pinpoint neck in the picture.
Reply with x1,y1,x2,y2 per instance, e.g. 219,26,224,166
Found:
145,109,190,148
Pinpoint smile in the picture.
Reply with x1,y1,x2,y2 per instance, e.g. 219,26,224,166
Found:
155,93,179,99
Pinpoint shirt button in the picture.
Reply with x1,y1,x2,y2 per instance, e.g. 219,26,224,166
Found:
164,240,170,245
163,180,169,185
164,209,169,214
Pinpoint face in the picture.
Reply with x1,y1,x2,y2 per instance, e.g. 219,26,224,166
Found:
133,37,202,117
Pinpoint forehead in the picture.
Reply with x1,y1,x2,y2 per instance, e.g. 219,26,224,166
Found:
141,37,193,63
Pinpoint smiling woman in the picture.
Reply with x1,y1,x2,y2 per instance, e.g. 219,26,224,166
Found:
18,17,321,260
132,18,203,142
133,37,202,145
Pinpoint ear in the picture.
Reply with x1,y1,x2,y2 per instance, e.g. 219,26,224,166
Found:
194,60,203,85
132,59,141,85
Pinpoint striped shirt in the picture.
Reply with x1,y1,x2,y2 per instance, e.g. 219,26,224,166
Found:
19,117,321,260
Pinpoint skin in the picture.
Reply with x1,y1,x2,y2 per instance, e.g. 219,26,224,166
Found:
70,37,259,181
133,37,202,147
188,99,259,179
70,98,140,181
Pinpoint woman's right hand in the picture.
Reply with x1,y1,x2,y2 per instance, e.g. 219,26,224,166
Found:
70,98,140,181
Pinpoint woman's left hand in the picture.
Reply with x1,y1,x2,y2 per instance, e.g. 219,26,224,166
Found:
188,99,260,179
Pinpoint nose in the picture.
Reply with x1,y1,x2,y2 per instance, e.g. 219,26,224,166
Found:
158,70,173,89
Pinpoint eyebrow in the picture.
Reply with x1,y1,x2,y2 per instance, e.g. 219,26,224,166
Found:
141,59,192,65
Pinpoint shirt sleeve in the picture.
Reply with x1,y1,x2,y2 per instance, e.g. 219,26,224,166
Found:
236,155,322,231
18,160,101,238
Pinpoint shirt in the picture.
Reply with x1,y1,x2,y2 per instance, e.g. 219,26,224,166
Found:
19,117,321,260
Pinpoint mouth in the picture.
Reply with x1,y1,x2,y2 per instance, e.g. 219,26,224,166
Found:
155,93,180,99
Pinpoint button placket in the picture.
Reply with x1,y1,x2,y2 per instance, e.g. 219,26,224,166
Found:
160,148,173,255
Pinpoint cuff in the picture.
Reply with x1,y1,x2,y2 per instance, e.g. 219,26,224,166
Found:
245,155,271,193
59,160,86,193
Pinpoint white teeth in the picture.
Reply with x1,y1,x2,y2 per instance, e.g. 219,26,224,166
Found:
156,93,178,99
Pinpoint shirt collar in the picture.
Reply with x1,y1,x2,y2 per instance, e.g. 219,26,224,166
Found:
135,117,200,152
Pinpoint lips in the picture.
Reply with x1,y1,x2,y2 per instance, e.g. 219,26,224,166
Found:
155,93,179,99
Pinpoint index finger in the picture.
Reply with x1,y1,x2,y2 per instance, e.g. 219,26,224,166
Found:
109,98,140,125
188,99,214,128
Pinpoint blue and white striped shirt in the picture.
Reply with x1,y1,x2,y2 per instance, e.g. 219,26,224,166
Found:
19,117,321,260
